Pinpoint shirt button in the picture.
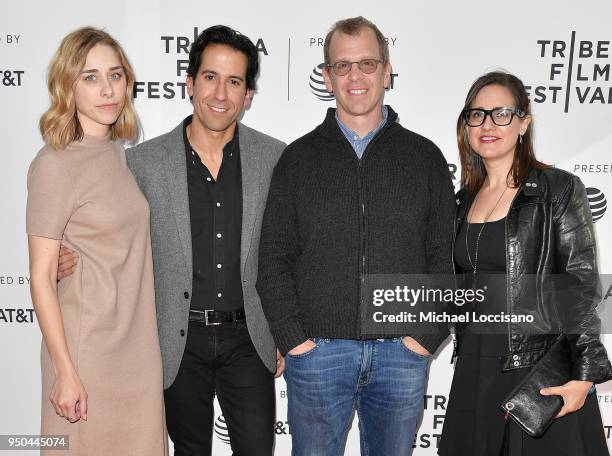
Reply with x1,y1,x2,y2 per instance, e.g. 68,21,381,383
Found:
217,233,222,238
353,135,358,140
216,202,221,207
512,354,520,361
180,329,185,337
217,264,222,269
217,293,222,298
206,177,212,182
513,361,520,367
184,291,190,299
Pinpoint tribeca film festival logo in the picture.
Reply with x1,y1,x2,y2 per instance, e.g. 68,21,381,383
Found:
134,27,268,100
308,35,399,101
526,32,611,112
413,394,447,449
587,187,607,222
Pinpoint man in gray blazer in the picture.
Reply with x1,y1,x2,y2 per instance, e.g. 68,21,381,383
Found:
59,25,285,455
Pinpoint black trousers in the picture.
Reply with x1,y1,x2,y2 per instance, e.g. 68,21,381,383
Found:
164,320,275,456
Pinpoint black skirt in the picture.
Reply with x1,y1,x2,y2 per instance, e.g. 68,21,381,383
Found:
438,329,609,456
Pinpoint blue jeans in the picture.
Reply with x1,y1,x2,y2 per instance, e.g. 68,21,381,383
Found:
284,338,430,456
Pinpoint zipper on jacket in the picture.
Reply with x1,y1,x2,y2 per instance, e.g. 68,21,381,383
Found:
349,122,394,338
450,212,458,363
452,192,472,364
505,186,522,353
358,158,366,338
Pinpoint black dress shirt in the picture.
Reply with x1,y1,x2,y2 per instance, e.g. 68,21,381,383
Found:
183,116,244,312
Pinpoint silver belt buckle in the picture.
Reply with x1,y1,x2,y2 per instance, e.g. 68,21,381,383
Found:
204,309,221,326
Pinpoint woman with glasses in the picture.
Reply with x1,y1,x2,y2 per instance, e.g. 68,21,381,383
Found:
438,71,611,455
27,27,167,454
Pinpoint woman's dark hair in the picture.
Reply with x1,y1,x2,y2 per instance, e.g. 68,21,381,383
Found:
457,71,549,195
187,25,259,91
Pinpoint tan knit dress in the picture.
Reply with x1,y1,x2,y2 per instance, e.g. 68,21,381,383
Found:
26,134,168,455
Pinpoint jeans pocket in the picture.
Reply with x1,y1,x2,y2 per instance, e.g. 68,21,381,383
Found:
286,338,320,359
399,337,432,360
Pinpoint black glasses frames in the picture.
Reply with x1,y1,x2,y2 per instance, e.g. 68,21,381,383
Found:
462,107,526,127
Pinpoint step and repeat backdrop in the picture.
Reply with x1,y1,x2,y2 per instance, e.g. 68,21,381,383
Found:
1,0,611,454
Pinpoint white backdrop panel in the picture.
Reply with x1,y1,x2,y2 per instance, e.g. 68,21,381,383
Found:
1,1,611,454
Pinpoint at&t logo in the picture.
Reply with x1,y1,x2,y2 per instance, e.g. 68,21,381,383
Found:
587,187,607,222
214,414,230,444
0,308,35,323
1,70,24,87
309,63,334,101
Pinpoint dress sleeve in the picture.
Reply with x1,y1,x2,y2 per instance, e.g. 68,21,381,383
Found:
26,151,77,240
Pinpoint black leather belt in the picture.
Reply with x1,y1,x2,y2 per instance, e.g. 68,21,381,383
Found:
188,308,246,326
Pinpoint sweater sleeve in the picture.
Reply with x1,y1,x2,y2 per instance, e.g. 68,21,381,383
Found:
256,150,307,355
410,147,455,354
425,149,456,276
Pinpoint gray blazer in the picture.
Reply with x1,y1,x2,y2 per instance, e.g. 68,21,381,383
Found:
126,120,285,389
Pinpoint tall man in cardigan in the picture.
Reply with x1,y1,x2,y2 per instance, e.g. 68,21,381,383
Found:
256,17,455,455
59,26,285,455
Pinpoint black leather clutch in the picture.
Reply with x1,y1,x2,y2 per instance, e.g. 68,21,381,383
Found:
500,335,573,437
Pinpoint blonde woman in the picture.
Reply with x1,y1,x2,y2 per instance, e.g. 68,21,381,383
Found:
27,27,167,455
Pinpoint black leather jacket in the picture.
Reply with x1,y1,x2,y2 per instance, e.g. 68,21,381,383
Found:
455,167,612,384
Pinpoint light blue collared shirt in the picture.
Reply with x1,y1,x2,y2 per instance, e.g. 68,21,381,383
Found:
335,105,389,159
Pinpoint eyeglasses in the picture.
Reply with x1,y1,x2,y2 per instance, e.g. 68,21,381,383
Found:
325,59,384,76
462,107,526,127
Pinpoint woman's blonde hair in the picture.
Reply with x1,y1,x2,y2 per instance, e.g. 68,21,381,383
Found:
39,27,139,149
